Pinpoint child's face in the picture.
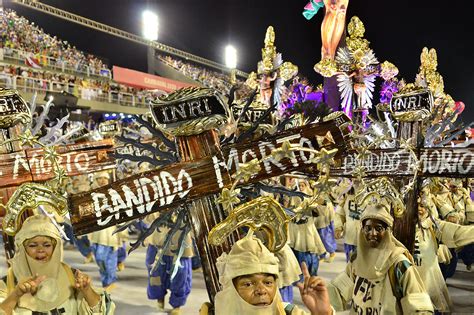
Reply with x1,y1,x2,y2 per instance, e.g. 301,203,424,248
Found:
24,236,55,262
233,273,277,306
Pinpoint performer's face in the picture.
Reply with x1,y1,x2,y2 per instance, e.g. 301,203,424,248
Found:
417,197,428,219
24,236,55,262
96,176,109,187
233,273,277,306
362,219,387,248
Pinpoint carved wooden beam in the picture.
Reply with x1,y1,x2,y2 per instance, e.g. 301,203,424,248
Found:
330,147,474,178
69,116,349,235
0,139,115,188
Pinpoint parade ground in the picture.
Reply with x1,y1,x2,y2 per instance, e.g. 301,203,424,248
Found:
3,238,472,314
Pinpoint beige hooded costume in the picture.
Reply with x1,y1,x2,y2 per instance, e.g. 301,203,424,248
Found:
328,205,434,314
334,192,362,246
214,233,314,315
416,213,474,312
287,186,326,255
88,172,128,249
0,215,115,315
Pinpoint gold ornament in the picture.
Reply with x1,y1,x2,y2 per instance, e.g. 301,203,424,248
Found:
209,196,290,252
233,159,262,182
278,62,299,81
2,182,68,235
346,16,370,53
245,72,259,90
314,58,338,77
216,188,241,213
271,140,296,162
258,26,277,75
310,148,338,166
150,87,230,136
0,88,31,129
355,177,406,217
18,129,38,147
380,61,399,81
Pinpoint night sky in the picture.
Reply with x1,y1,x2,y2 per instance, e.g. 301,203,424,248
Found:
6,0,473,124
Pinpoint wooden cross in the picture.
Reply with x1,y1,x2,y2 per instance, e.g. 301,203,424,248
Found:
68,87,351,301
0,89,116,258
312,11,473,251
326,87,473,251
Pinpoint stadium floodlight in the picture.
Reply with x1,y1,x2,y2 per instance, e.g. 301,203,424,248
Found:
225,45,237,69
142,10,158,41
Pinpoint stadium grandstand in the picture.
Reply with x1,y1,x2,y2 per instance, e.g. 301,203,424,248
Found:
0,5,246,123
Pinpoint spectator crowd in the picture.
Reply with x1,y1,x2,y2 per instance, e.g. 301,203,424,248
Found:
0,8,241,107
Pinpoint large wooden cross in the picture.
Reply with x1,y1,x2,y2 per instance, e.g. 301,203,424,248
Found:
327,88,473,250
0,89,116,258
68,87,351,300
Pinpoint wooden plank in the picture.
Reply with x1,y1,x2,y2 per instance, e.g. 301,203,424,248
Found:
69,153,232,235
0,139,115,188
27,139,116,182
221,119,348,183
70,119,349,235
330,147,474,178
0,150,33,187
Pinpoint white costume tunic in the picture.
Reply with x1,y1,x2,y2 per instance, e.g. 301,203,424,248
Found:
328,205,433,315
415,216,474,312
334,194,362,246
0,215,115,315
288,217,326,255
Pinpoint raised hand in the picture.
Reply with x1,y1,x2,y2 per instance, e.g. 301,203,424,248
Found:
15,274,46,297
74,270,92,291
74,270,101,308
295,262,333,315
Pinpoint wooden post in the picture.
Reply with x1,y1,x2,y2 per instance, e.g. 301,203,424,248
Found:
176,130,241,301
392,121,422,252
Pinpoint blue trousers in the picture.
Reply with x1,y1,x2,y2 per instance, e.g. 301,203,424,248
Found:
117,243,127,264
191,255,202,270
317,222,337,254
91,244,117,287
146,245,192,308
292,249,320,278
344,244,357,262
279,286,294,303
63,223,75,245
439,248,458,280
63,223,91,258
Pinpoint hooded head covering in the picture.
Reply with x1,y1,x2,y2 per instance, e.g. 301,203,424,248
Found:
93,171,109,181
214,233,286,315
11,215,73,312
353,204,411,280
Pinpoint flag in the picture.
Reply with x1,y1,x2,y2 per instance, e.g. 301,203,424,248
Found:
25,55,42,69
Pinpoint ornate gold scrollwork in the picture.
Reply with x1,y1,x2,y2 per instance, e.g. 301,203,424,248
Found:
0,88,31,129
209,196,290,252
2,182,68,235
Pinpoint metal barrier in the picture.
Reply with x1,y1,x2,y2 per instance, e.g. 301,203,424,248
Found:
1,47,112,79
0,73,147,108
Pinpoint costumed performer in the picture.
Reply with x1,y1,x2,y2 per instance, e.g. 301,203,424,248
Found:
328,204,434,314
88,171,125,291
143,212,193,315
288,180,326,277
212,232,334,314
333,180,361,262
313,193,337,263
416,197,474,313
0,215,115,315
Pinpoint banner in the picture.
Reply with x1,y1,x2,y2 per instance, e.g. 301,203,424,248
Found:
112,66,193,92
